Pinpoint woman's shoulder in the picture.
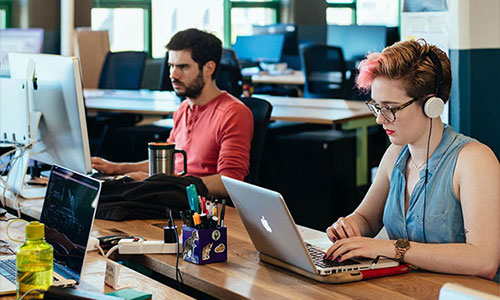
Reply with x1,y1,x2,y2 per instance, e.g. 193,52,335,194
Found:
457,141,499,169
378,144,405,177
455,141,500,183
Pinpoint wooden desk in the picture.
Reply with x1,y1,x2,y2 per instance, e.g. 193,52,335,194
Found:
91,207,500,300
0,212,193,300
251,70,305,85
84,89,376,186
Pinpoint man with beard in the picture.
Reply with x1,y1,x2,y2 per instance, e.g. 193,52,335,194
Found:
91,29,253,197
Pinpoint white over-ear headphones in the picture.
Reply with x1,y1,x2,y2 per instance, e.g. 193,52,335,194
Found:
423,96,444,118
423,50,445,119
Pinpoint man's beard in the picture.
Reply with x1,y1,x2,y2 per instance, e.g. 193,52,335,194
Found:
172,71,205,99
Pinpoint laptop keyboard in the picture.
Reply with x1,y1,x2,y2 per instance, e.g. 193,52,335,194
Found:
305,243,361,268
0,259,16,283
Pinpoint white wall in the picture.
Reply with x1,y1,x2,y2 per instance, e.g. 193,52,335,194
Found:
449,0,500,49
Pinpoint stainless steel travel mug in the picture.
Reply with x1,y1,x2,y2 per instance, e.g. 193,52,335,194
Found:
148,142,187,176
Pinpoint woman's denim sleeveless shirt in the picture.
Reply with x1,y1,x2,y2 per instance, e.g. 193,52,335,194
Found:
383,125,500,282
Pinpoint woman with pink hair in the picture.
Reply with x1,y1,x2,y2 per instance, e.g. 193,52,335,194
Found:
324,39,500,281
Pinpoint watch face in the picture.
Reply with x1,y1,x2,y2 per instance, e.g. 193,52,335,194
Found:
396,239,410,248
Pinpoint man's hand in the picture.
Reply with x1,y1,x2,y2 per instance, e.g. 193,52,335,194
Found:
91,157,120,175
125,171,149,181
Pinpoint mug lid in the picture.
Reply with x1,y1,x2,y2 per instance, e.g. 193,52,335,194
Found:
148,142,175,150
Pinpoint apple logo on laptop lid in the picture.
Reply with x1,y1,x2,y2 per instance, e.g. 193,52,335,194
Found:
261,216,272,233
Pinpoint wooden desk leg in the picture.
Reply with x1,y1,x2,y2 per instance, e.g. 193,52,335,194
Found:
341,118,377,187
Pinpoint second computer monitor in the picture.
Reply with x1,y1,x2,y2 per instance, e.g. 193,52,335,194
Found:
8,53,92,175
233,34,285,64
327,25,387,62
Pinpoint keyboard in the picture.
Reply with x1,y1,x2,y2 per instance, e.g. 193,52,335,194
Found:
0,259,16,283
305,243,361,269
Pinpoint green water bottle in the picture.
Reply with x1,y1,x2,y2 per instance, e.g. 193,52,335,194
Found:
16,221,53,299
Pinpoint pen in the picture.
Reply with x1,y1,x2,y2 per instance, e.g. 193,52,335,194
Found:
179,211,187,226
219,199,226,227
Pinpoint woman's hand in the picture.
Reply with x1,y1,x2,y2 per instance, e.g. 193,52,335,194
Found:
324,237,394,262
326,216,362,241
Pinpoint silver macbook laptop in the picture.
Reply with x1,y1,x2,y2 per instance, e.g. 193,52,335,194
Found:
0,165,101,295
221,176,399,276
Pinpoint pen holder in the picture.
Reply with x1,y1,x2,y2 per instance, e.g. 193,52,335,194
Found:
182,225,227,265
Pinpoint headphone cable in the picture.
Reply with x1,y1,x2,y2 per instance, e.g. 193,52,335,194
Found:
422,118,433,243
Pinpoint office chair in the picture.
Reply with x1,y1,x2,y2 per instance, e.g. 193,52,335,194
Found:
88,51,147,156
216,49,243,98
300,44,347,99
99,51,147,90
240,97,273,184
158,52,174,91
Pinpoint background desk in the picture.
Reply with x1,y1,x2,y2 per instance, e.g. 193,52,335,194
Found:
84,89,376,186
92,207,500,300
251,70,305,85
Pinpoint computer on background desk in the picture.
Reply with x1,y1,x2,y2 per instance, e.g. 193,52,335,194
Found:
233,34,285,67
2,53,92,199
0,165,101,295
221,176,399,277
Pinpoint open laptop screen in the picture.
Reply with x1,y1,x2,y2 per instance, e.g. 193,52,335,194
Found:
39,165,101,282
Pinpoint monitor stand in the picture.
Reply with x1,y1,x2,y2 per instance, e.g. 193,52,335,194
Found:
5,111,44,199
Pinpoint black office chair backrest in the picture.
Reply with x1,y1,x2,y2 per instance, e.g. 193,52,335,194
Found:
240,97,273,184
300,44,347,99
99,51,147,90
216,49,243,98
158,52,174,91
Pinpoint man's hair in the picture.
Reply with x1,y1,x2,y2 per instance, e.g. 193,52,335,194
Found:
356,39,452,103
166,28,222,80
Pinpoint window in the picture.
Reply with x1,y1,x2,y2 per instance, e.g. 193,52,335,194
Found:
0,10,6,29
227,0,280,44
0,0,12,28
91,0,279,58
151,0,224,58
92,1,151,54
327,0,399,27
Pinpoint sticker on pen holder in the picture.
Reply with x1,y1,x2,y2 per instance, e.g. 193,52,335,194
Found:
212,229,221,241
182,225,227,265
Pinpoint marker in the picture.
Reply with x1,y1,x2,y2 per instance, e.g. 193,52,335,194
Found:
193,212,201,229
210,216,219,228
201,197,207,214
219,199,226,227
200,213,208,229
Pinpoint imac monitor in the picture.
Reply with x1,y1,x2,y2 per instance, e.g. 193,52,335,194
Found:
8,53,92,175
233,34,285,63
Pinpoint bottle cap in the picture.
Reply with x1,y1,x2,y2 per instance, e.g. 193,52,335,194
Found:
26,221,44,240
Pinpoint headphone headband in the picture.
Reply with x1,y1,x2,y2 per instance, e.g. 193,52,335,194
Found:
425,49,443,99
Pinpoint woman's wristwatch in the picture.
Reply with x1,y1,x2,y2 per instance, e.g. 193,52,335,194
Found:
394,238,410,262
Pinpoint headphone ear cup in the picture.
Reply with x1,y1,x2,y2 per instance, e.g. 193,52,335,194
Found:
424,96,444,118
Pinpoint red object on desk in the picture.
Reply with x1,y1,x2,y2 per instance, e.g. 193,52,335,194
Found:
360,264,410,280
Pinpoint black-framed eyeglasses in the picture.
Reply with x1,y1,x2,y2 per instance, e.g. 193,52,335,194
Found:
365,98,419,122
0,239,15,255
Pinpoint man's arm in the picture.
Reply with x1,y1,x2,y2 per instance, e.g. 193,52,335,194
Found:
91,157,149,175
